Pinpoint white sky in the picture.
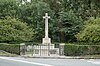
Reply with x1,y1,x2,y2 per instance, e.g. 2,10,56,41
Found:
27,0,31,2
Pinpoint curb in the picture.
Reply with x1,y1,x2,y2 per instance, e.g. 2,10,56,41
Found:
21,56,100,59
0,55,100,59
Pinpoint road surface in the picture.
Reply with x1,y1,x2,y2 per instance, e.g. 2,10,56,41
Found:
0,57,100,66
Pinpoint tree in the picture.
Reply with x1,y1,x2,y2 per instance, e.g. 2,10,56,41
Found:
58,10,83,42
60,0,100,20
18,1,55,42
75,17,100,43
0,0,19,18
0,16,34,43
0,0,99,43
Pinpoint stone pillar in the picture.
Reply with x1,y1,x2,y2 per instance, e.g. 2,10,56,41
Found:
20,43,26,55
59,43,65,56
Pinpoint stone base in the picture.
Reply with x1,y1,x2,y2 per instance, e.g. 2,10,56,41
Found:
42,38,51,44
33,44,59,56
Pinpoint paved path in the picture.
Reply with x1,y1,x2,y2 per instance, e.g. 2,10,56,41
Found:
0,57,100,66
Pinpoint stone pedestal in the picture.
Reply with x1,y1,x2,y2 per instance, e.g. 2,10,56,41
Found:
33,44,59,56
42,38,51,44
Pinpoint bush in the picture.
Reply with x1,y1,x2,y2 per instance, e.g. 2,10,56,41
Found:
0,43,20,55
64,43,100,56
75,17,100,43
0,16,34,42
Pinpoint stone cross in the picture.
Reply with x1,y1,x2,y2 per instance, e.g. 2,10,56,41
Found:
43,13,50,38
42,13,51,44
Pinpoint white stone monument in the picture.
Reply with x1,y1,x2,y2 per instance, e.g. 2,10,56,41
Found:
32,13,59,56
42,13,51,44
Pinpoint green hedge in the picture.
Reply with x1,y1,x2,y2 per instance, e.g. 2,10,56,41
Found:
64,44,100,56
0,43,20,55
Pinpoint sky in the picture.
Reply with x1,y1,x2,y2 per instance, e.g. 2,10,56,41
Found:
27,0,31,2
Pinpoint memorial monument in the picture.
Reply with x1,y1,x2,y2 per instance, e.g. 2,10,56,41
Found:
42,13,51,44
33,13,59,56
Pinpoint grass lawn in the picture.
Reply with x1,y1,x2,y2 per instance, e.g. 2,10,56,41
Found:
26,52,33,54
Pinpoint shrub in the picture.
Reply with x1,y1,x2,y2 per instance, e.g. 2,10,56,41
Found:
64,43,100,56
75,17,100,43
0,43,20,55
0,16,34,42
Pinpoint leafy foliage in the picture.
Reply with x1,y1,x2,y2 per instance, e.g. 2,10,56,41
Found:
58,11,83,42
75,17,100,43
64,43,100,56
0,0,99,43
0,43,20,55
0,0,19,18
61,0,100,19
0,16,34,42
